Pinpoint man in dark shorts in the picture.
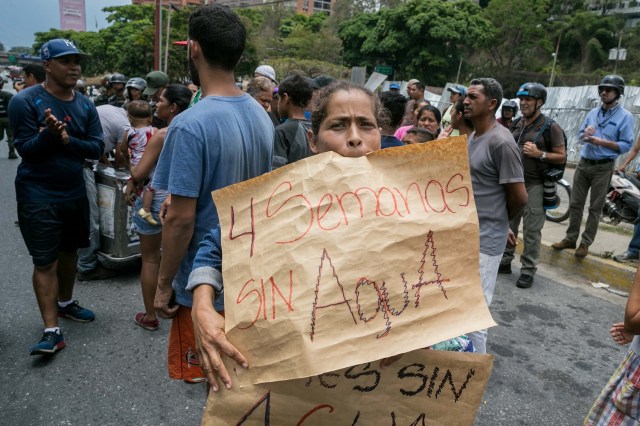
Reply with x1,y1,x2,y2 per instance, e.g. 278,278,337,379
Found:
9,38,104,356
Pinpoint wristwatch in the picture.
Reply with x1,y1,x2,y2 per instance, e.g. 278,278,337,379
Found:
540,152,547,162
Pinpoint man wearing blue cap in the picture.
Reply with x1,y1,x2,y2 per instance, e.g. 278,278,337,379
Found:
9,38,104,356
389,82,400,93
441,85,467,137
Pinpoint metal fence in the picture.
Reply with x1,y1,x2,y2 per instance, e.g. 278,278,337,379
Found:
435,83,640,169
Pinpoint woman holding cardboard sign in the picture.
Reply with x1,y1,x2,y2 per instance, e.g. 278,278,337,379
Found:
188,81,385,391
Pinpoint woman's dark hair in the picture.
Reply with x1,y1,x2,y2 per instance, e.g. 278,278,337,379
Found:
417,105,442,136
163,84,193,114
417,105,442,125
310,81,386,137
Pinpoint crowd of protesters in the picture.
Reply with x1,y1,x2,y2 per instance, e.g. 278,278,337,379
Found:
6,2,640,424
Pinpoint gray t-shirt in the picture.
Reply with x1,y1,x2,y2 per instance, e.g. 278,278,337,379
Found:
97,104,128,154
468,123,524,256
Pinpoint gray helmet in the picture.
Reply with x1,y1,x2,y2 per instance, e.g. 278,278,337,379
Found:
126,77,147,91
502,100,518,113
110,73,126,84
598,74,625,96
516,82,547,103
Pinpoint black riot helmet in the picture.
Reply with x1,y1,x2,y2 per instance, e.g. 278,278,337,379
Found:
501,100,518,114
110,73,126,85
516,82,547,103
598,74,625,97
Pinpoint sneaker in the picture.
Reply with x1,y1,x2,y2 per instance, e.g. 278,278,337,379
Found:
613,251,640,263
575,244,589,259
498,263,512,274
516,274,534,289
30,330,65,356
77,265,118,281
551,239,576,250
58,301,95,322
134,312,159,331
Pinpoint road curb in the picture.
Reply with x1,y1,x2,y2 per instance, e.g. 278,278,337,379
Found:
516,239,637,293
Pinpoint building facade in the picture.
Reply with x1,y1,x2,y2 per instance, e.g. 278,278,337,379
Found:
586,0,640,26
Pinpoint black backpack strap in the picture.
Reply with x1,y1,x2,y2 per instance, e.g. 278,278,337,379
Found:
532,117,554,151
509,116,522,133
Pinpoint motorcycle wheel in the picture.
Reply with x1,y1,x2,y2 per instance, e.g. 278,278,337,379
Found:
545,181,571,223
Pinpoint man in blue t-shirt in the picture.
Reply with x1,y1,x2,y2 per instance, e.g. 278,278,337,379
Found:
151,4,273,383
9,39,104,356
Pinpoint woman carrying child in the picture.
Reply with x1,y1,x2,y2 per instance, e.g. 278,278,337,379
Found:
124,85,193,331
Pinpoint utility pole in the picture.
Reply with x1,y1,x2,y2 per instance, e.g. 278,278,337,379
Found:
154,0,160,70
614,30,623,74
455,57,463,84
549,33,561,87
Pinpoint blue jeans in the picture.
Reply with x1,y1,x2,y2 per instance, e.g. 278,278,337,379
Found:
132,193,165,236
628,216,640,257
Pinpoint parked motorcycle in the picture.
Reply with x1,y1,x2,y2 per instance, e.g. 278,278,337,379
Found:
602,171,640,225
545,179,572,223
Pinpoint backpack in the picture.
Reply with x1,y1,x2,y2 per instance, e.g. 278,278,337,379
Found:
512,116,568,181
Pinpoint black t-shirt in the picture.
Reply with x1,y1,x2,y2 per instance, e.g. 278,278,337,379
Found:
273,118,312,169
511,114,565,187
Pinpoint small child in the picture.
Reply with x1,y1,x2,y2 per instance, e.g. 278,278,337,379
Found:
116,100,157,225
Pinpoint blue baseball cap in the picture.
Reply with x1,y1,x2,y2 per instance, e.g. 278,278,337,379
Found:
447,85,467,96
389,83,400,89
40,39,89,61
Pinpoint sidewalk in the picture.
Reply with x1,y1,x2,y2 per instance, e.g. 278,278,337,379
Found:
510,165,637,293
519,216,637,293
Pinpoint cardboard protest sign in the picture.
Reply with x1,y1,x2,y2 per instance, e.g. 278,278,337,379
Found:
212,137,496,385
202,349,494,426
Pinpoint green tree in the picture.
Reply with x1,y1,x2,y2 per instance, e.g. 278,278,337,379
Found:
0,42,5,52
339,0,492,84
482,0,553,75
548,0,585,17
560,11,622,73
33,5,193,81
99,5,157,77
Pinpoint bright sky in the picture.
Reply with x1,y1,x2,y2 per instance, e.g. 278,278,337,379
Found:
0,0,132,50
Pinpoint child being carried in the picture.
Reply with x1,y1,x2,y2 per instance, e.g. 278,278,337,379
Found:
116,100,158,225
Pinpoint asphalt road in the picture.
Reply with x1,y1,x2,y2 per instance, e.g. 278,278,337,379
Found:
0,74,631,425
